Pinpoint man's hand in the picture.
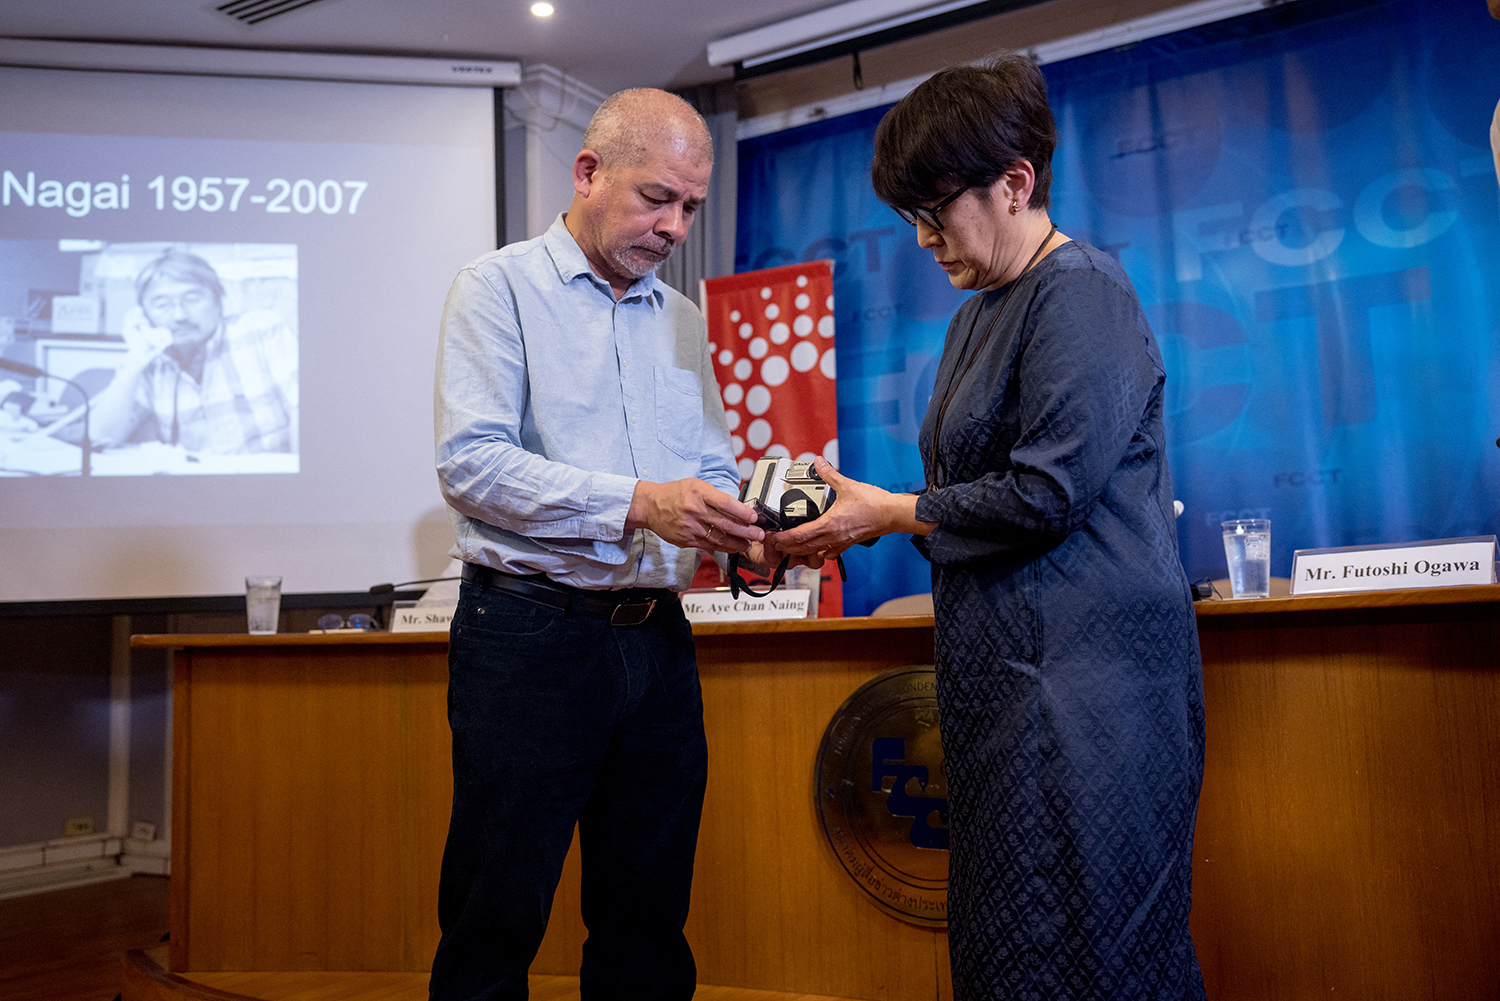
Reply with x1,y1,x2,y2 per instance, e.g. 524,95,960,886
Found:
120,307,173,365
772,456,934,558
627,478,763,553
90,308,179,449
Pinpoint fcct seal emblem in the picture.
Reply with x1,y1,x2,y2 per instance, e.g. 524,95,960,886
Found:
814,664,948,926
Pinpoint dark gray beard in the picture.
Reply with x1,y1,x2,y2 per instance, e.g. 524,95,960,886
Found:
611,241,674,279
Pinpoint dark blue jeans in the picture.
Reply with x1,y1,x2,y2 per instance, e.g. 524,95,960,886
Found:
428,577,708,1001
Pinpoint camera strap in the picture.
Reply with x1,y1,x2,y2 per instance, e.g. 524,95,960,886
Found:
727,552,852,601
727,553,790,599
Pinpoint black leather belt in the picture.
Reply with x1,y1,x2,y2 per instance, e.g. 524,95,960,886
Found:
460,563,671,627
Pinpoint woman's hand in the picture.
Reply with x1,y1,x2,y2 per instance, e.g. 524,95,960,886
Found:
772,457,934,557
744,536,824,574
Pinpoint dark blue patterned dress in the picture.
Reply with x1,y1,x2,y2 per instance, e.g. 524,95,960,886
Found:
911,240,1207,1000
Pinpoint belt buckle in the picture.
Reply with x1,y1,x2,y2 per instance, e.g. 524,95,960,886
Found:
609,598,656,627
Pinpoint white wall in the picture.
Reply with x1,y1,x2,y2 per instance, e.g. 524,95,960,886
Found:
505,65,606,241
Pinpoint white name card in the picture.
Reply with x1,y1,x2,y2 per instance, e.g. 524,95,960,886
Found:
681,588,811,622
1291,536,1497,595
389,601,457,632
50,294,100,334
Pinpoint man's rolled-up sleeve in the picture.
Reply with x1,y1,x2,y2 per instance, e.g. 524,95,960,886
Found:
434,266,637,563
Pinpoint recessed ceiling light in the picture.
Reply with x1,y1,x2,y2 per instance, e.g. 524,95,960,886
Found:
531,2,554,15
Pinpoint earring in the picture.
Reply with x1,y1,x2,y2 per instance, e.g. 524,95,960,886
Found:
1010,199,1019,215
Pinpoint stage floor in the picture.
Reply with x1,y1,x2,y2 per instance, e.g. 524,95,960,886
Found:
124,948,870,1001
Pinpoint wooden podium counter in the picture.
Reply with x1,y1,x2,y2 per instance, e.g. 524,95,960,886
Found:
136,615,943,1000
134,585,1500,1000
1189,584,1500,999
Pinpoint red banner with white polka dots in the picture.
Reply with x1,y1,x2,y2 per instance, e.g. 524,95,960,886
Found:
702,260,838,478
696,260,841,615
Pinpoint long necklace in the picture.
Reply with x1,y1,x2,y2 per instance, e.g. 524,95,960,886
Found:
926,221,1059,490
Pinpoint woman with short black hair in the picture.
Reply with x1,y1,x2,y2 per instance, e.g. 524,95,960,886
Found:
776,53,1208,1000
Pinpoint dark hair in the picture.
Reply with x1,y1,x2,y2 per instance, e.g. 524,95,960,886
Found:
872,53,1057,212
134,250,225,308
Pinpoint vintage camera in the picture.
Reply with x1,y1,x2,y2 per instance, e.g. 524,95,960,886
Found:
739,456,834,532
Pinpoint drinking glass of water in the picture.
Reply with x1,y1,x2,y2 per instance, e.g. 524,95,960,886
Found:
1220,520,1271,598
245,575,283,634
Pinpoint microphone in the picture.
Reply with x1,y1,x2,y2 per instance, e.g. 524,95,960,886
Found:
0,357,93,476
0,358,45,378
369,576,460,595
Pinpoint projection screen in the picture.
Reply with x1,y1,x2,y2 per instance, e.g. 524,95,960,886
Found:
0,64,496,602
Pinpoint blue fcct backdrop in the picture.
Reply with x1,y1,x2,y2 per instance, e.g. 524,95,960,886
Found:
736,0,1500,614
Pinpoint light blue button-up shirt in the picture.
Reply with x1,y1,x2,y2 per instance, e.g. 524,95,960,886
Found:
435,214,740,590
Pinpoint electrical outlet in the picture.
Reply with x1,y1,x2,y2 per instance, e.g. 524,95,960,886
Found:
63,817,94,837
131,821,158,841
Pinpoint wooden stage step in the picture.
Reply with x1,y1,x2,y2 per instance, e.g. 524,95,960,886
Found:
122,949,869,1001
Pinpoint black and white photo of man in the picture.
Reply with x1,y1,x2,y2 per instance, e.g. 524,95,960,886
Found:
91,249,298,454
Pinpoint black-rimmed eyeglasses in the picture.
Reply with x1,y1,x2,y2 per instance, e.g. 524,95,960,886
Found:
317,613,378,632
892,187,968,231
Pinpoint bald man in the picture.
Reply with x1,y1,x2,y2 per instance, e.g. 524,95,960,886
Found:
431,89,789,999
